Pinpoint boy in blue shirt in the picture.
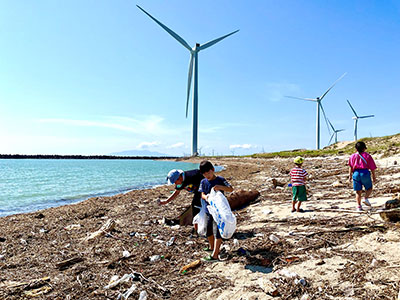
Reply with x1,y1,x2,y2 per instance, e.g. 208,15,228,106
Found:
199,161,233,261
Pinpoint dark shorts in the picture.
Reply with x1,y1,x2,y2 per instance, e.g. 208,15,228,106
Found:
206,212,221,239
292,185,307,202
191,192,202,217
353,169,372,191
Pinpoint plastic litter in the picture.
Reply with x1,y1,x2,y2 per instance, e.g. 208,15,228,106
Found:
166,237,175,247
233,239,239,248
139,290,148,300
277,268,298,278
122,250,131,258
104,274,131,289
207,189,236,239
192,199,209,237
269,234,280,243
295,278,307,286
149,255,161,262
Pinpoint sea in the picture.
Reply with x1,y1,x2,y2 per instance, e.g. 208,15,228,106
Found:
0,159,199,217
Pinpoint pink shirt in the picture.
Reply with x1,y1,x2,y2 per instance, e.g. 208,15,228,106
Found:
290,167,308,186
348,152,377,171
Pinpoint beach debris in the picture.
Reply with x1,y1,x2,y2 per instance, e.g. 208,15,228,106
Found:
139,290,148,300
20,238,27,245
84,219,115,242
271,179,285,188
56,257,84,270
185,241,194,245
227,189,260,210
149,255,161,262
0,237,5,242
295,278,307,286
379,198,400,222
233,238,239,248
263,209,272,215
39,228,48,233
257,278,279,296
237,247,248,256
277,268,298,278
332,180,344,187
300,293,310,300
285,256,300,263
171,225,180,230
64,224,81,230
34,213,45,219
24,286,52,297
122,250,131,258
369,258,378,268
269,234,280,243
180,259,201,274
104,274,132,289
166,236,175,246
118,283,136,300
0,254,4,260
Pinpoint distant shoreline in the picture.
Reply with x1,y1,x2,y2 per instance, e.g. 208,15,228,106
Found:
0,154,179,160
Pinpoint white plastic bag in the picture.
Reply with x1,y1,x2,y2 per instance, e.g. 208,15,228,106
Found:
207,189,236,239
192,199,209,237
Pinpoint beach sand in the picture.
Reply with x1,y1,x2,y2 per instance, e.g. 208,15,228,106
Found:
1,154,400,299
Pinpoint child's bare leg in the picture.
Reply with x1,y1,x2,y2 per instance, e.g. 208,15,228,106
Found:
355,190,362,206
207,235,214,251
365,188,373,199
212,238,222,259
297,201,302,210
292,201,297,210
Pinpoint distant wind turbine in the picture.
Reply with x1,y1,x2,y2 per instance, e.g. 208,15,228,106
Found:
137,5,239,156
286,73,347,150
346,99,374,141
327,119,345,145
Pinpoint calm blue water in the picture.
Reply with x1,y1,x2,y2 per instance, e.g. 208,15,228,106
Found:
0,159,199,217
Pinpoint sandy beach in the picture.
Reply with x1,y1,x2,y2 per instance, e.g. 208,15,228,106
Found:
1,154,400,299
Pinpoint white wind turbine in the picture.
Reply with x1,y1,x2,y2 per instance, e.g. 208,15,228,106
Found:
137,5,239,156
327,119,345,145
346,99,374,141
286,73,347,150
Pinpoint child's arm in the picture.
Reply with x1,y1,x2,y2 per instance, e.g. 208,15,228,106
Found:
159,189,180,205
201,192,209,202
348,166,353,182
214,185,233,193
371,169,376,183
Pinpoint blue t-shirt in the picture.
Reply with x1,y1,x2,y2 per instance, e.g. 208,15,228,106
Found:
199,176,231,195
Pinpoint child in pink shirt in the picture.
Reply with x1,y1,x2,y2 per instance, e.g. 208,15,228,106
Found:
348,141,377,211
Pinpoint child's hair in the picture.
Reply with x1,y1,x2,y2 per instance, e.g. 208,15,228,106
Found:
355,141,367,153
199,160,214,174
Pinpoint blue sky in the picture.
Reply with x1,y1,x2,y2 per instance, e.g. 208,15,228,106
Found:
0,0,399,156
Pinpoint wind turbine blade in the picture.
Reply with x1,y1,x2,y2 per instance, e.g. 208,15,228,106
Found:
198,30,239,51
336,129,345,132
137,5,192,51
328,133,334,145
359,115,375,119
319,72,347,100
186,54,194,118
285,96,317,102
347,99,358,117
320,102,331,135
327,119,335,132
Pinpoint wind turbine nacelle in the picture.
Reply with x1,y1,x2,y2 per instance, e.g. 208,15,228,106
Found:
352,116,358,120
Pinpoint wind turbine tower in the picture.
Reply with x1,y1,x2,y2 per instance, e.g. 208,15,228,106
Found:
286,73,346,150
137,6,239,156
327,119,345,145
346,100,375,141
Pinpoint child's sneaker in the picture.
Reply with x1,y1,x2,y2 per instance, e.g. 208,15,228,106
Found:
362,198,371,207
356,205,363,212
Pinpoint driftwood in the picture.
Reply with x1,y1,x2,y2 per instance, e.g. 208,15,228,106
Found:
56,257,84,270
379,199,400,222
180,259,201,274
84,219,115,242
